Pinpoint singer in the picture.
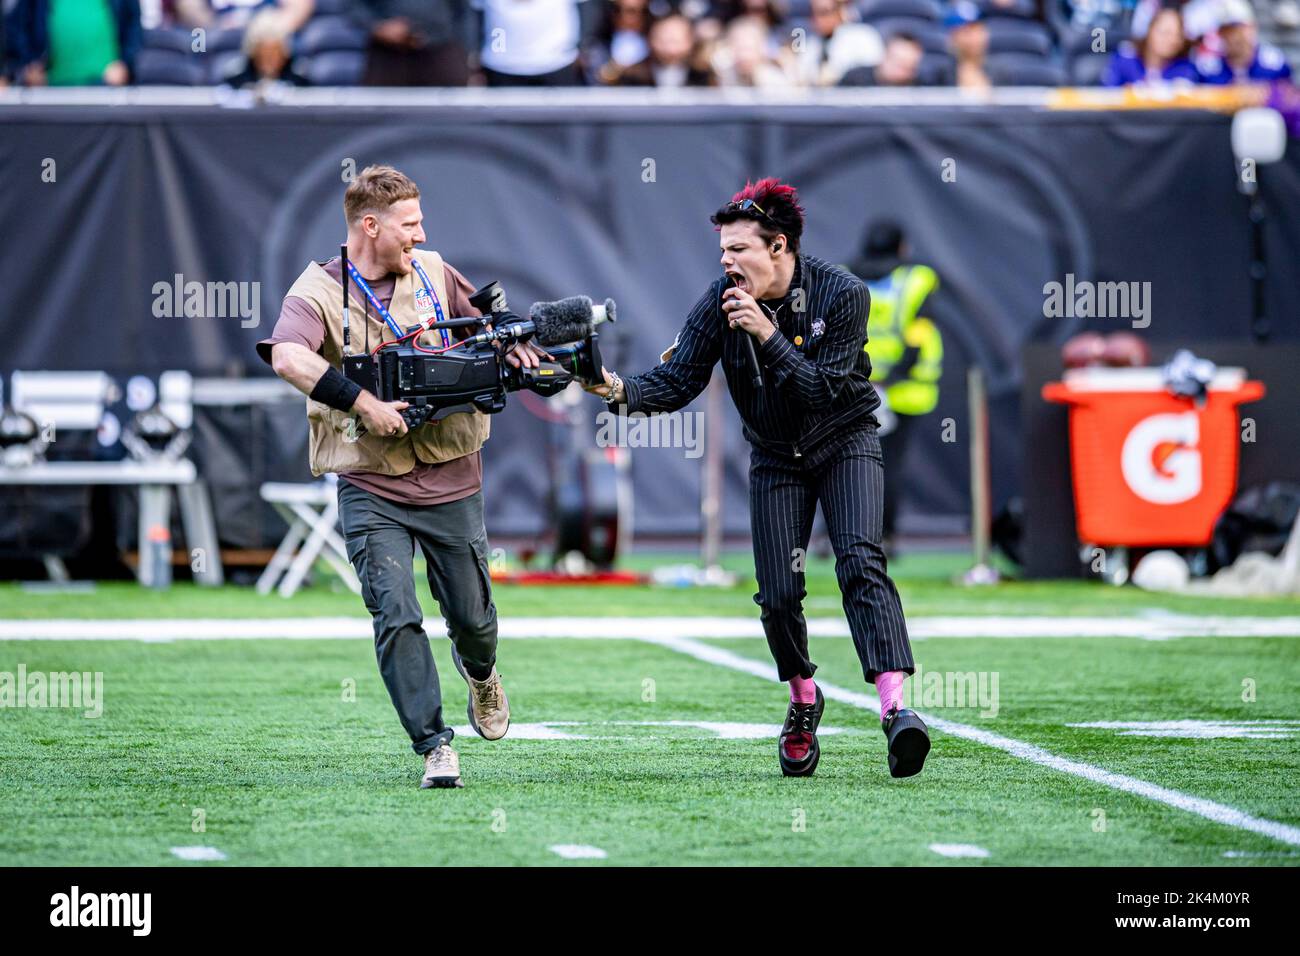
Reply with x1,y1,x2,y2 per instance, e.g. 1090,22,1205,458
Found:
585,178,930,779
257,164,547,789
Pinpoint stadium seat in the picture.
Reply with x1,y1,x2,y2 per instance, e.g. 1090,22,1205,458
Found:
142,28,195,53
986,18,1054,56
976,0,1037,20
857,0,942,21
987,52,1067,85
207,50,247,85
1069,52,1108,86
207,27,246,53
919,51,955,84
870,16,948,53
1062,28,1110,87
133,48,208,86
297,16,369,57
297,50,366,85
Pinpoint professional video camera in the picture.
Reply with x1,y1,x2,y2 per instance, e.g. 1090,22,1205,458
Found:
338,247,616,431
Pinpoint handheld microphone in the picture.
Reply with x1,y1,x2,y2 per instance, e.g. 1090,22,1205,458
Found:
725,276,763,389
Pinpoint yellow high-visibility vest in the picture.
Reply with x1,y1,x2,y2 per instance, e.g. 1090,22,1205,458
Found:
862,264,943,416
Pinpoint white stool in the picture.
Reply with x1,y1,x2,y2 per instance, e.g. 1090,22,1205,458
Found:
256,477,360,598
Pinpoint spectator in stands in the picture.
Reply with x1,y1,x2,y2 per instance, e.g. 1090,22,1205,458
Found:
710,12,796,85
1198,0,1292,83
703,0,788,56
1101,5,1200,85
592,0,652,79
1130,0,1218,44
605,10,716,85
220,7,307,86
791,0,882,86
1276,0,1300,30
945,1,990,91
8,0,142,85
839,30,924,85
471,0,594,85
352,0,472,86
175,0,313,33
1057,0,1132,36
136,0,167,29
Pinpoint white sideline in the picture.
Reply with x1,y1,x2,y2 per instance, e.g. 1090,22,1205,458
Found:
2,614,1300,641
639,634,1300,850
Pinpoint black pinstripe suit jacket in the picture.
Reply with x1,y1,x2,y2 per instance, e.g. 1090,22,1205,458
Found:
620,253,881,460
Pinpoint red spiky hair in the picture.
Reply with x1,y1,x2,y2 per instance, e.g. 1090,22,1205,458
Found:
711,177,806,253
730,178,803,222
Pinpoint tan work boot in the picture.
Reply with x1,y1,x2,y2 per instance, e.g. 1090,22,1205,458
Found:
420,743,464,789
465,668,511,741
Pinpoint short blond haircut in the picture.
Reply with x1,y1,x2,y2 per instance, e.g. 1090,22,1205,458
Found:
344,165,421,226
242,10,291,59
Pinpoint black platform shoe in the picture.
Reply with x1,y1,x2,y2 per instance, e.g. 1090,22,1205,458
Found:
779,686,825,777
881,706,930,778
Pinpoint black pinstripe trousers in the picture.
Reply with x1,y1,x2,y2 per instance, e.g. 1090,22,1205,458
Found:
748,425,915,684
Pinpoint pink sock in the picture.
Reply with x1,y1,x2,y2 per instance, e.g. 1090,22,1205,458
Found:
876,670,906,715
789,674,817,704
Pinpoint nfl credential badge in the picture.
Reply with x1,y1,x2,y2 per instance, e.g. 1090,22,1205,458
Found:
414,286,435,316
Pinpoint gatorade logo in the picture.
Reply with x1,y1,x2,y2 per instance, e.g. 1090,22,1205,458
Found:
1120,412,1201,504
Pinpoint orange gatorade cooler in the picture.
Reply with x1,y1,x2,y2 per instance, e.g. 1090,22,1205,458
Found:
1042,367,1265,547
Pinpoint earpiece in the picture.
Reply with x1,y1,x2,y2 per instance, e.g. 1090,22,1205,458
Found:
772,243,783,254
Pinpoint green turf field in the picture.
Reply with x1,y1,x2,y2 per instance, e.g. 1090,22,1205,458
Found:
1,552,1298,866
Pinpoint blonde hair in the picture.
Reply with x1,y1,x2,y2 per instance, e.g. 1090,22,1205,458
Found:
344,165,421,226
242,10,291,59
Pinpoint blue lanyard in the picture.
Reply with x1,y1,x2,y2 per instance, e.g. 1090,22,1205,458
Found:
410,260,449,347
346,259,450,347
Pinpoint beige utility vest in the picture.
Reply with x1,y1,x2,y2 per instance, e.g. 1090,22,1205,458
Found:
287,248,491,477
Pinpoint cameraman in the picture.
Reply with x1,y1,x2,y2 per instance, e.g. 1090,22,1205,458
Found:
257,165,545,789
585,178,930,780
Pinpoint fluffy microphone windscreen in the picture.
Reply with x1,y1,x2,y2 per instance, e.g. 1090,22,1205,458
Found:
530,296,595,345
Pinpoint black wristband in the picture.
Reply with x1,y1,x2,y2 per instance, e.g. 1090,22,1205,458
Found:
310,365,363,413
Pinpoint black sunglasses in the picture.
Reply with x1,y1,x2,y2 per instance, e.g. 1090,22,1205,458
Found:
725,198,774,223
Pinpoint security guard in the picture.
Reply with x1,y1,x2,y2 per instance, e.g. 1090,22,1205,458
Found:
847,221,943,546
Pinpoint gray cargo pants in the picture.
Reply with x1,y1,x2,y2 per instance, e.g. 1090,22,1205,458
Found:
338,480,498,754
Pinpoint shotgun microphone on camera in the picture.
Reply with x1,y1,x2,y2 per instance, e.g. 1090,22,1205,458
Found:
528,295,618,346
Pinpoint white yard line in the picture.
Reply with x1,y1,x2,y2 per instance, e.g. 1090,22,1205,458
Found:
2,615,1299,642
549,844,607,860
639,634,1300,850
929,843,991,859
170,846,226,861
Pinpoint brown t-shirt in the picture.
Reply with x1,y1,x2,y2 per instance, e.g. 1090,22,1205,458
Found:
257,256,484,506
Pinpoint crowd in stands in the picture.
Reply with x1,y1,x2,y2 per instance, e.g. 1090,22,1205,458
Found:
0,0,1294,91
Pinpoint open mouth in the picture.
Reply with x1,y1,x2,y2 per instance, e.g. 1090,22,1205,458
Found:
726,270,748,292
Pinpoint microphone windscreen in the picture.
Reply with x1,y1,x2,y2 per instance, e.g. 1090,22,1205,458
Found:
530,296,595,345
591,298,617,326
